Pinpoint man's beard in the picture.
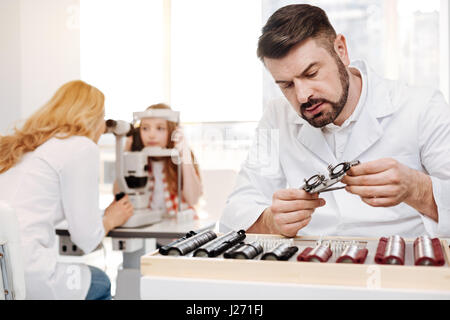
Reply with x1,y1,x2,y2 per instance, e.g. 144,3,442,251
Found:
300,56,350,128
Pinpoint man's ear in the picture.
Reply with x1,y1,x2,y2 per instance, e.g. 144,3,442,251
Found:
334,34,350,66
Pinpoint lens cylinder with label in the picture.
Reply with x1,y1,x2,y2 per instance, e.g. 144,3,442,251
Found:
193,230,246,257
224,241,263,260
159,231,196,255
336,244,368,264
261,243,299,261
167,230,217,256
414,235,445,266
297,243,332,263
375,235,405,265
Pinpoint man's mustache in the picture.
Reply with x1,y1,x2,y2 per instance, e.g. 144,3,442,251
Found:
300,98,328,111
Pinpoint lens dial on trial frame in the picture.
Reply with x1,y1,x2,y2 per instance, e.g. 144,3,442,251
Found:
301,160,360,193
329,163,347,179
304,174,326,191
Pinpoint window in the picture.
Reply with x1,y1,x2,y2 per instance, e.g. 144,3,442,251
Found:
262,0,448,103
80,0,166,207
170,0,263,123
80,0,165,122
170,0,262,170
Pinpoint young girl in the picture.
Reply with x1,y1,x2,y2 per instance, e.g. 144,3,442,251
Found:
0,80,133,300
113,103,203,217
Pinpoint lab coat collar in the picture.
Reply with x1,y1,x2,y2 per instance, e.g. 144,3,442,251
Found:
288,60,400,164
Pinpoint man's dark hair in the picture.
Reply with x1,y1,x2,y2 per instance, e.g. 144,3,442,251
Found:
257,4,337,61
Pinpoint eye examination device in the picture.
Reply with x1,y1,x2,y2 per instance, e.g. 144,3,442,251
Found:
300,160,360,193
105,109,185,228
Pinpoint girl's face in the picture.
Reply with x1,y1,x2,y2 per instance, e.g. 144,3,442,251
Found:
139,117,169,148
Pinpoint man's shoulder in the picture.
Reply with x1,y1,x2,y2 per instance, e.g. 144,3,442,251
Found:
370,70,443,115
390,80,437,105
358,60,440,113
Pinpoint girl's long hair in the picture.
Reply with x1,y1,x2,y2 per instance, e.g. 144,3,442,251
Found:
0,80,105,173
130,103,201,195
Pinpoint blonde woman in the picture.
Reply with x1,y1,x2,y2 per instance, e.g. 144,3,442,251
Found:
0,80,133,300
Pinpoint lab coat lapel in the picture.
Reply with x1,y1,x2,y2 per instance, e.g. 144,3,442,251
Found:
297,124,337,165
341,104,383,162
341,63,397,161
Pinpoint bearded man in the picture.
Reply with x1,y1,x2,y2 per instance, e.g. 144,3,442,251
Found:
220,4,450,238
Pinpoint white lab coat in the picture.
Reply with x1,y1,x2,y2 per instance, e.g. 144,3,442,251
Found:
220,60,450,238
0,136,105,299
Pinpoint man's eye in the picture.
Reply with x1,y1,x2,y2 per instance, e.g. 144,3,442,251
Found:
157,127,166,131
306,71,318,78
281,83,293,89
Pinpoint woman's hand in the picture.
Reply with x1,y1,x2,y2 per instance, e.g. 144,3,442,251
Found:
103,195,133,234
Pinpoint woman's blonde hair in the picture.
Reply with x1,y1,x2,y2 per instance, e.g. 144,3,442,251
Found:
0,80,105,173
131,103,201,195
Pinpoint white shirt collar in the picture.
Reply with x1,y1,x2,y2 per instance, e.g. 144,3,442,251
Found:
322,61,368,133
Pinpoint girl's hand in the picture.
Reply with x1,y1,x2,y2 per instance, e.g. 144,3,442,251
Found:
172,127,190,154
172,127,184,151
171,127,195,166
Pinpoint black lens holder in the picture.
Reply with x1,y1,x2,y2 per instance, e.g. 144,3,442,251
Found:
261,243,299,261
193,230,246,258
223,241,263,260
166,230,217,256
159,231,197,255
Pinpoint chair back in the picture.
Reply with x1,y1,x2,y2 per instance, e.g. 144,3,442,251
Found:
0,201,25,300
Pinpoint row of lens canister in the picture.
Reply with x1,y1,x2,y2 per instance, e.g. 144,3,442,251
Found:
159,230,299,260
159,231,445,266
294,235,444,265
374,235,445,266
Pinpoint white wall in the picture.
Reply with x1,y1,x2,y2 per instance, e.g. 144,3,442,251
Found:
0,0,21,134
79,0,165,123
440,0,450,103
0,0,81,134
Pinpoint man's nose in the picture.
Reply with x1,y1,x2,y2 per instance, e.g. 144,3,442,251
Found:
294,79,312,104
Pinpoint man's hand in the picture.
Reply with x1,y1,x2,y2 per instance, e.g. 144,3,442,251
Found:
247,189,326,237
341,158,438,221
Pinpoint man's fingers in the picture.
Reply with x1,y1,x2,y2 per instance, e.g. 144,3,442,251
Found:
361,197,398,207
274,209,314,225
274,188,319,201
345,185,398,198
273,198,325,213
280,217,312,237
346,158,398,176
342,169,399,186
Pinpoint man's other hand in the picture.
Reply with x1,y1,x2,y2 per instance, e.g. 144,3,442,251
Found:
247,188,326,237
